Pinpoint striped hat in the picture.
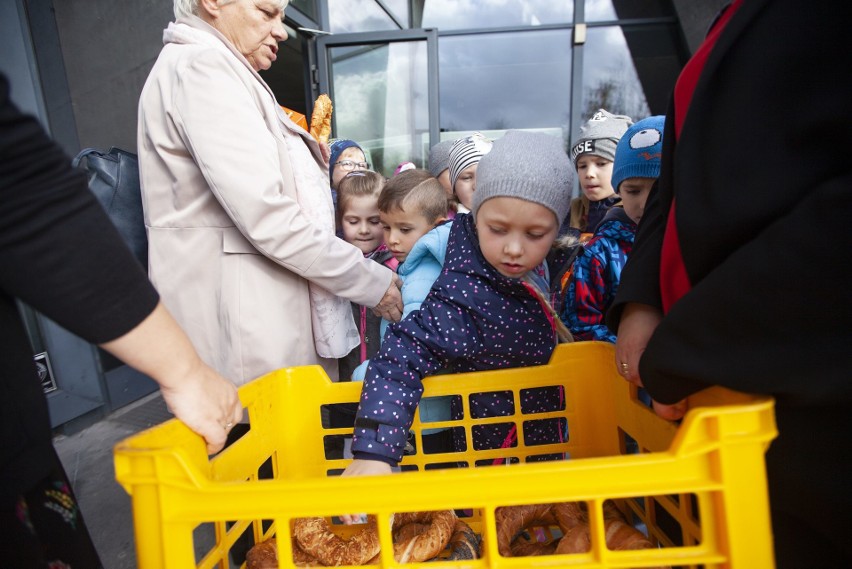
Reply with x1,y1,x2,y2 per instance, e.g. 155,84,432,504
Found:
448,132,493,191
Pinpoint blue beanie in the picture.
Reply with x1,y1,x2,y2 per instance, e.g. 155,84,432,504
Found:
328,138,363,182
611,115,665,193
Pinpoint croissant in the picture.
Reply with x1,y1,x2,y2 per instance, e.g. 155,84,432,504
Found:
309,94,333,144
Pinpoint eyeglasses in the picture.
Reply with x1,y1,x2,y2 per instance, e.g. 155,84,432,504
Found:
336,159,369,171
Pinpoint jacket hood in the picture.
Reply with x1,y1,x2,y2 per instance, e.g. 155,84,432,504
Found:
398,220,452,278
163,17,260,81
163,17,221,47
594,207,637,244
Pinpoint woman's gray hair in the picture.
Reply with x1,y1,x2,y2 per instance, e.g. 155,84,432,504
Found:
174,0,289,20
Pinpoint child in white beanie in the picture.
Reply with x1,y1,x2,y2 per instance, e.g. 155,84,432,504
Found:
568,109,633,240
448,132,493,213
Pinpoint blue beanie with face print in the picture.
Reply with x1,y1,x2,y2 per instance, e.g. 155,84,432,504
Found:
611,115,665,193
328,138,363,182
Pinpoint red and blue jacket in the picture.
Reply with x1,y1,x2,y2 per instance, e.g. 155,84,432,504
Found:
561,207,635,343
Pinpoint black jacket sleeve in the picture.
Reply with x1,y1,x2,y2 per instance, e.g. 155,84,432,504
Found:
608,1,852,406
0,74,159,343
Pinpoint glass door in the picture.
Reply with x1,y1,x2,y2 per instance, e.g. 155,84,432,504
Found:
317,29,439,177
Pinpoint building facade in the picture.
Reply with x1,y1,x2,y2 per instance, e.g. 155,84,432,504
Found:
2,0,725,428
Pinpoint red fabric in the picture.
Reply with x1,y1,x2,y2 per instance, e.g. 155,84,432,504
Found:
661,0,742,313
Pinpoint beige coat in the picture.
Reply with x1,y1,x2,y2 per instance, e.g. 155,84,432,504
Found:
138,16,391,385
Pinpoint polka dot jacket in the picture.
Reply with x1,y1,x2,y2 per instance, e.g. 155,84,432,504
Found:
351,213,564,465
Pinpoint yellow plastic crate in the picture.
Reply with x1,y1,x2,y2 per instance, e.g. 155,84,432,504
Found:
114,342,777,568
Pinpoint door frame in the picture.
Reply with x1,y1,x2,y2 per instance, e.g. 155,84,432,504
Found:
316,28,441,151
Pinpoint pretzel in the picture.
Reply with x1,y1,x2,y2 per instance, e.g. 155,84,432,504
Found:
392,510,456,563
293,515,380,566
309,94,333,144
249,511,479,566
554,501,661,558
245,537,320,568
495,502,584,557
446,519,481,560
245,538,279,569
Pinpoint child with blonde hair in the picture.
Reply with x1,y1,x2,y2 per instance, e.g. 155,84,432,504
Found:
341,130,573,484
567,109,633,240
330,171,397,441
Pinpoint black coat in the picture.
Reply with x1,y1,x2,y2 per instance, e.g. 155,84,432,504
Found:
0,74,159,507
608,1,852,566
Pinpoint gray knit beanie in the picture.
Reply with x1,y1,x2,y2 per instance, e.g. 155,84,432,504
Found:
472,130,573,224
427,139,454,177
569,109,633,166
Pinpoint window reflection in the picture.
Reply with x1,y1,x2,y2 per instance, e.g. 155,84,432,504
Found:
287,0,316,20
329,0,399,33
423,0,573,31
580,26,651,121
329,41,429,176
384,0,410,26
439,30,572,144
585,0,675,22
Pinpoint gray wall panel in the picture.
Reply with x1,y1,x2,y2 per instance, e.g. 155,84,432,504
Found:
52,0,173,152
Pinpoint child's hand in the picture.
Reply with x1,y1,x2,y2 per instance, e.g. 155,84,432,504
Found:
339,459,393,524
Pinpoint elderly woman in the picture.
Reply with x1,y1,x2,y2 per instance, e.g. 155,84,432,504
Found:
138,0,402,385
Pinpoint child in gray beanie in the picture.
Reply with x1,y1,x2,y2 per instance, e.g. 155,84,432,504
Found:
427,139,454,187
472,130,572,225
342,130,576,481
567,109,633,238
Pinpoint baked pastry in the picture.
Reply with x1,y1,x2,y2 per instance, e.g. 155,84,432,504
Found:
495,502,584,557
392,510,455,563
293,515,380,566
309,94,333,144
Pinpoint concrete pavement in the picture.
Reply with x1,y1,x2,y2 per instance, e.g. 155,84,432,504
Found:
53,391,173,569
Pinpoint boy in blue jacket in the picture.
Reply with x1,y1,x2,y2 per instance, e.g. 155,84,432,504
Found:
561,115,665,343
341,130,573,487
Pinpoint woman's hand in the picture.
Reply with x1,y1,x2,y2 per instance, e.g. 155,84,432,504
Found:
319,141,331,166
652,398,688,421
373,274,403,322
339,459,393,524
99,302,242,454
159,364,243,455
614,302,662,387
615,303,688,421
